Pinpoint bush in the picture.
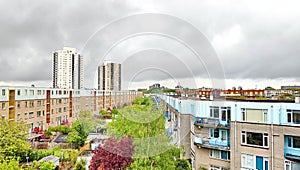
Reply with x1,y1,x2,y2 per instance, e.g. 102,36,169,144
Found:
52,125,71,134
175,159,191,170
30,160,56,170
74,159,86,170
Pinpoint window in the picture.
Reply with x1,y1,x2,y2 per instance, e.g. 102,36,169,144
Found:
25,101,27,108
241,154,254,169
287,110,300,124
29,101,34,107
284,160,300,170
210,106,219,118
37,111,42,117
210,128,219,138
287,136,300,149
29,112,34,118
17,114,21,121
17,90,21,96
210,166,229,170
241,108,268,123
210,150,230,160
285,161,291,170
63,107,67,112
221,107,231,122
241,131,269,147
242,108,246,121
37,100,41,106
2,103,5,109
37,90,41,95
17,102,20,108
2,89,5,96
29,90,34,96
24,113,28,120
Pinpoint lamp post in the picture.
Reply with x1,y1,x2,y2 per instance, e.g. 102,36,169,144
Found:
26,156,29,166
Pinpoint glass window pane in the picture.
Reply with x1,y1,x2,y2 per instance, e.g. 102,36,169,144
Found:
293,137,300,148
222,110,226,121
288,137,292,147
288,113,292,122
247,132,263,146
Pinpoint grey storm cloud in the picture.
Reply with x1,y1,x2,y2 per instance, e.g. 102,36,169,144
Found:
0,0,299,88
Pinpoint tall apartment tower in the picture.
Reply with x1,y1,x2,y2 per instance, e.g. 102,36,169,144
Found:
98,61,121,91
52,47,84,89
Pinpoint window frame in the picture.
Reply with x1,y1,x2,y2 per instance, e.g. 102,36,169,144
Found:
241,131,269,148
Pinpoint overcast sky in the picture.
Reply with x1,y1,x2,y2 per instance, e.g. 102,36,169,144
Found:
0,0,299,90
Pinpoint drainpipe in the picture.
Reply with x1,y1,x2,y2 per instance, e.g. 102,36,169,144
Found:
234,104,237,170
271,105,274,170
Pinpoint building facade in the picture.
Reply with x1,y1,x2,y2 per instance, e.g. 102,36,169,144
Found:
158,94,300,170
53,47,84,89
0,86,142,133
98,61,121,91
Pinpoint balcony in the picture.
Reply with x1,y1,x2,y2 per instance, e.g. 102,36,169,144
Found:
194,136,230,151
194,117,230,129
284,147,300,161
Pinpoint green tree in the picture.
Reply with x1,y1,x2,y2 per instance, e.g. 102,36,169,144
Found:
0,158,21,170
107,97,188,169
0,120,31,159
68,120,88,147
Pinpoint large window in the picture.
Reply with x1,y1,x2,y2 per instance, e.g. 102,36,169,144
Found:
287,136,300,149
210,106,219,118
241,131,268,147
210,149,230,160
241,108,268,123
287,110,300,124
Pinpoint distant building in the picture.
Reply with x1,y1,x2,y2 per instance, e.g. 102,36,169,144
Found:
281,86,300,89
149,83,161,89
52,47,84,89
98,61,121,91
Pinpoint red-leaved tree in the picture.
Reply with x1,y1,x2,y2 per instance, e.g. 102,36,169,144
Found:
89,136,134,170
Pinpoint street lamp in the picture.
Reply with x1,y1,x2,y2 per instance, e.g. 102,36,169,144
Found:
26,156,29,166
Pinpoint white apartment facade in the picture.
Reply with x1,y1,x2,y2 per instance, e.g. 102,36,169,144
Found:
53,47,84,89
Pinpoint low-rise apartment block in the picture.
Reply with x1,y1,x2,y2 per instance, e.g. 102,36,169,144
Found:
158,94,300,170
0,86,142,133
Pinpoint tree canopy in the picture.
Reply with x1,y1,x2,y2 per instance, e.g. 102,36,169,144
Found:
89,136,134,170
107,97,191,169
0,120,31,159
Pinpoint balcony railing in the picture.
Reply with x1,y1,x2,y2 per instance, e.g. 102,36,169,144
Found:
194,136,230,151
284,147,300,160
194,117,230,129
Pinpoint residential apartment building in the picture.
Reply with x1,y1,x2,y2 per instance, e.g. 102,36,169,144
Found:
53,47,84,89
98,61,121,91
0,86,142,133
158,94,300,170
